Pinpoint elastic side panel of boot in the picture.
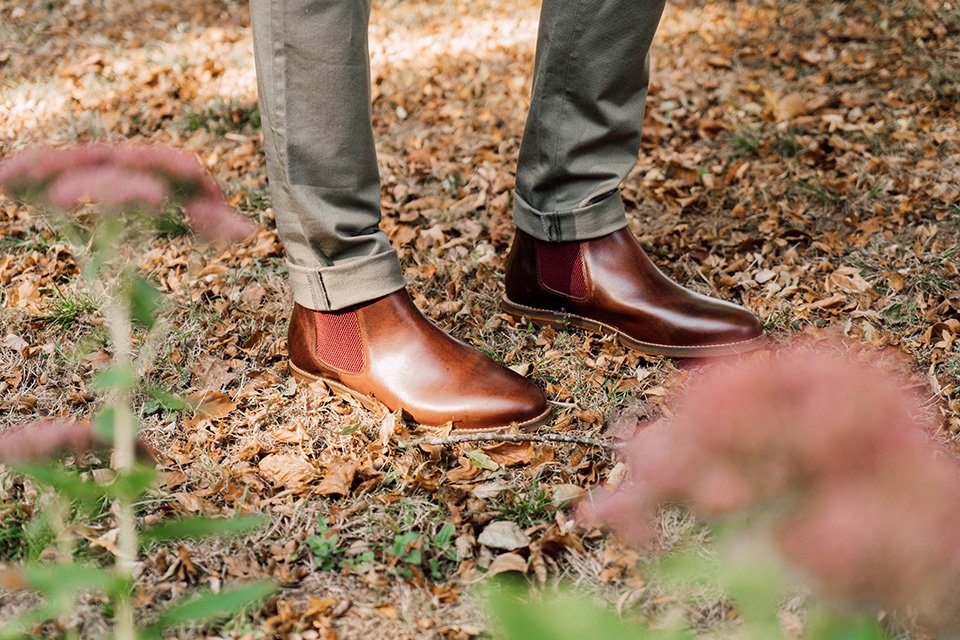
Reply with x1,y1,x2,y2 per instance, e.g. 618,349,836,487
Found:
537,242,587,298
314,310,365,374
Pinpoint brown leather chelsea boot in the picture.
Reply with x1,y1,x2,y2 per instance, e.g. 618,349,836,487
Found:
502,228,766,358
288,289,551,432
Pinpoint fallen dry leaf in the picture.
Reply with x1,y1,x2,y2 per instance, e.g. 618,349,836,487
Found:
507,362,530,376
482,441,533,467
378,411,398,446
172,491,212,514
187,389,237,420
777,93,809,121
477,521,529,551
447,458,483,483
472,482,509,499
828,266,873,294
0,334,28,351
551,484,586,508
270,422,310,445
258,453,317,490
486,552,528,577
316,460,359,497
90,528,120,556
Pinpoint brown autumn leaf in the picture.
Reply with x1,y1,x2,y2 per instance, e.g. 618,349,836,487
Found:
666,160,701,186
482,441,533,467
529,445,556,469
923,319,960,346
258,453,317,490
777,93,809,121
240,282,267,308
172,491,214,514
90,528,120,556
551,484,586,508
303,595,339,618
828,266,873,294
270,422,310,445
477,521,530,551
0,334,28,352
486,552,528,577
378,411,398,446
316,460,359,497
887,271,906,292
707,55,732,69
374,604,399,619
446,458,482,483
189,356,238,391
187,389,237,419
803,294,848,311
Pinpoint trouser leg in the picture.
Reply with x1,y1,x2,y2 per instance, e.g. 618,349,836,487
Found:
514,0,666,242
250,0,405,311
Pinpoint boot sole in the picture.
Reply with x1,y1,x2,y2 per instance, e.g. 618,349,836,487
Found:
501,296,768,359
289,362,553,435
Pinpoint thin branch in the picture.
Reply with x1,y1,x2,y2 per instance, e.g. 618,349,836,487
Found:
401,432,623,450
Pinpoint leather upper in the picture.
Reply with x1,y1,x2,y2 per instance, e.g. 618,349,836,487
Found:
504,228,764,349
289,290,549,429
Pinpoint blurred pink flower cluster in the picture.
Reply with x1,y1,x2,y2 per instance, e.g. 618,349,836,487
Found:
0,419,154,463
0,143,254,245
587,343,960,625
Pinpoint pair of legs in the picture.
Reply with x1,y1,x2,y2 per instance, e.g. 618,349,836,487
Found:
250,0,764,431
250,0,664,308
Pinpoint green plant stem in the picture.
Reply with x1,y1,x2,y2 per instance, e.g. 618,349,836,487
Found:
104,292,138,640
48,492,80,630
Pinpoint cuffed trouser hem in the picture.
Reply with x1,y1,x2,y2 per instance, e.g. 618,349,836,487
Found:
512,189,628,243
287,249,406,311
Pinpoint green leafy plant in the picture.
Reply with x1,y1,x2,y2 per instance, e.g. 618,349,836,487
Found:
305,517,345,571
386,531,423,566
0,144,270,640
305,517,458,580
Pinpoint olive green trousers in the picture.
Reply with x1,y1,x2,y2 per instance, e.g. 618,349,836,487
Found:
250,0,665,311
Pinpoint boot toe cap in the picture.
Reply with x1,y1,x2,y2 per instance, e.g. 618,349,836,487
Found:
454,368,550,430
458,376,550,431
718,306,764,344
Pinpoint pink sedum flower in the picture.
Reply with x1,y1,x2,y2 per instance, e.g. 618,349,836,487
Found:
0,143,255,245
585,342,960,625
0,420,94,463
46,166,167,211
184,197,257,247
0,419,155,463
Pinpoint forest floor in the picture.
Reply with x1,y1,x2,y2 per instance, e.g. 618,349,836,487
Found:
1,0,958,638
